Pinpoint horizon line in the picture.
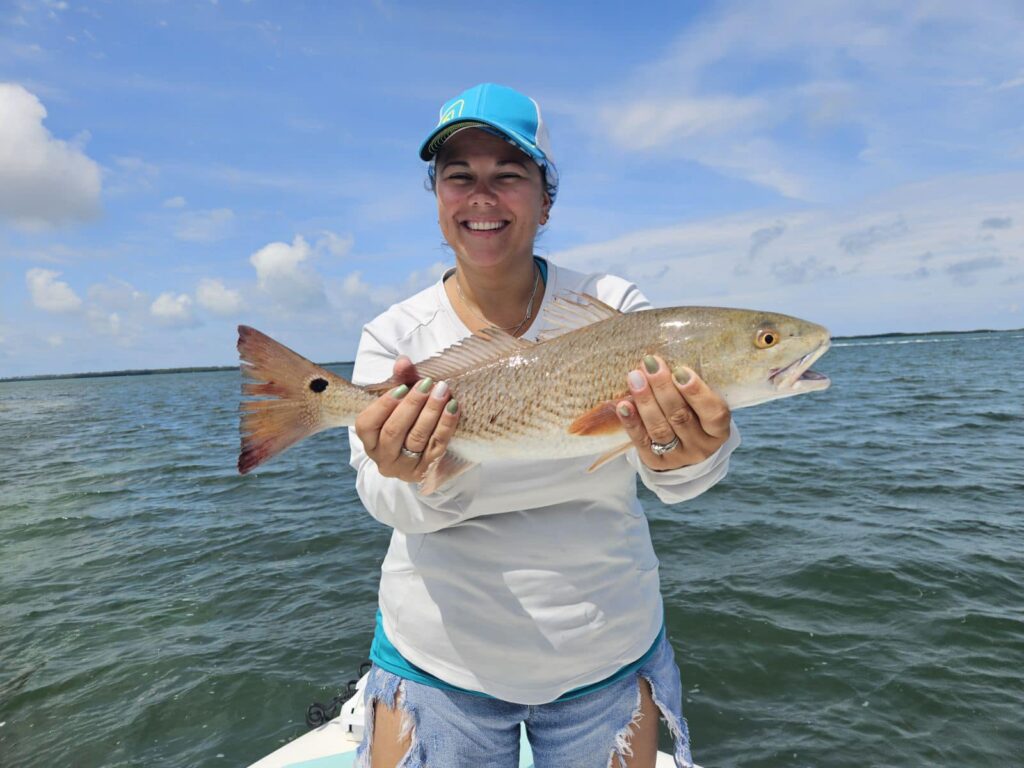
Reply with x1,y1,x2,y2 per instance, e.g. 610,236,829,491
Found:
2,327,1021,383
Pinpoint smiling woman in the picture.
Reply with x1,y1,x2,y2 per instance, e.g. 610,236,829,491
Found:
342,83,740,768
435,129,550,334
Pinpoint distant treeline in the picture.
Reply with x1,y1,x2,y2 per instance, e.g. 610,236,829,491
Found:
3,326,1021,383
0,362,351,384
831,328,1021,340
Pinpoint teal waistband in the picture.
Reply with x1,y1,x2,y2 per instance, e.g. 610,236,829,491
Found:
369,609,664,702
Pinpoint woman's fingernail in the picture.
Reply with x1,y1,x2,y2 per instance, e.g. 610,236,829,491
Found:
391,384,409,399
628,370,646,390
673,367,692,386
417,377,434,393
431,380,449,399
446,399,458,414
643,355,659,374
618,403,632,418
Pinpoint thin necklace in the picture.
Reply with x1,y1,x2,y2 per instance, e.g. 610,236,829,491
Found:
455,262,540,336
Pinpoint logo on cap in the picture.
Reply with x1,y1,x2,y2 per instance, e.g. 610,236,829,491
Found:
438,99,465,126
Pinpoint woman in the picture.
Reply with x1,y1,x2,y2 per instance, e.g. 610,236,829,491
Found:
350,83,739,768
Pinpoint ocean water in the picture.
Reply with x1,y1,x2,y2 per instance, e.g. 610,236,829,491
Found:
1,331,1022,768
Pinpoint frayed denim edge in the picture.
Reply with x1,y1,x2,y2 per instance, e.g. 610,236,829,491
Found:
642,673,694,768
607,678,645,768
355,670,425,768
606,674,695,768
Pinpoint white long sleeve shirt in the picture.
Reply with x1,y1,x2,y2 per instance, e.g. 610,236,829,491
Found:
348,259,740,704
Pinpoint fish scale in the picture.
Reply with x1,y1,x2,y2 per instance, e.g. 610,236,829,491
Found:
237,296,831,492
448,321,648,453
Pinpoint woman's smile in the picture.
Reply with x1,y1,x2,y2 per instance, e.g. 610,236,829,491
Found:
434,128,549,268
461,219,510,234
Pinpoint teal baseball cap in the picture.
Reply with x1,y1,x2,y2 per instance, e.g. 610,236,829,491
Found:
419,83,559,201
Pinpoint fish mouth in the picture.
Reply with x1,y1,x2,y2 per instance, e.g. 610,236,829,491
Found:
769,341,831,392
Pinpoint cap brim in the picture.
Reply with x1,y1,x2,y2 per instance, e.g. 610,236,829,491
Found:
418,119,544,164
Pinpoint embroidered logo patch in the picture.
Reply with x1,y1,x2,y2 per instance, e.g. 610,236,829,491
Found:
438,99,465,125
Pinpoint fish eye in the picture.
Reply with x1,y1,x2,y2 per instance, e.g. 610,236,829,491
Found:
756,328,779,348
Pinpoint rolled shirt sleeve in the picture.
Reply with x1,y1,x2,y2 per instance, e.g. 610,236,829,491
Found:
348,324,479,534
628,421,740,504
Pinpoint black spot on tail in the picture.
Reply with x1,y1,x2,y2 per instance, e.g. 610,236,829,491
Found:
309,377,328,393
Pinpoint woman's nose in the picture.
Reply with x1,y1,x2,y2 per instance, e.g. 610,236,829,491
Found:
468,178,497,204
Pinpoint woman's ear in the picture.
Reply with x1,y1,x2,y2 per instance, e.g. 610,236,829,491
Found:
540,192,552,225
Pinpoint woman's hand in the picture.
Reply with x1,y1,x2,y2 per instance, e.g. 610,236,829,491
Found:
354,357,460,484
615,354,731,471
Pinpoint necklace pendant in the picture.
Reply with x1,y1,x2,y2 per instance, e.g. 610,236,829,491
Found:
456,263,540,335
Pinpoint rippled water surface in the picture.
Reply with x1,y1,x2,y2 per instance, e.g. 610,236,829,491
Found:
2,332,1022,767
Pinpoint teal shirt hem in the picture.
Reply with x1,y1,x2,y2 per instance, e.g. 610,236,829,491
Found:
370,609,665,702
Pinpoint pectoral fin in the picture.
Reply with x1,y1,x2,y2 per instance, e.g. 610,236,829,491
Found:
419,451,477,495
568,397,631,436
587,442,634,472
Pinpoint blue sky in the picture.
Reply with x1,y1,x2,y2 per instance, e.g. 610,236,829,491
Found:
2,0,1023,377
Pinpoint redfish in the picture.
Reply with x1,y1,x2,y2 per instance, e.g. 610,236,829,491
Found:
237,294,830,492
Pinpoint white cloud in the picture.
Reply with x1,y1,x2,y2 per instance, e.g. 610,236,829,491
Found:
82,280,149,341
196,278,244,315
0,83,102,228
549,171,1024,334
594,92,807,198
87,308,123,336
162,195,187,208
26,268,82,312
87,279,147,311
838,218,909,255
582,1,1024,201
604,96,766,149
317,230,355,258
46,334,63,347
994,74,1024,91
105,155,159,197
342,271,371,297
327,260,448,322
250,235,326,308
112,155,157,177
175,208,235,242
150,292,197,326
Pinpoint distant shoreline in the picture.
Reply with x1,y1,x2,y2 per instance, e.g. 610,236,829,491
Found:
0,363,352,383
2,328,1020,383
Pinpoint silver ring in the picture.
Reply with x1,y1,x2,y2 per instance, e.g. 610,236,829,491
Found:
400,445,423,460
649,436,680,456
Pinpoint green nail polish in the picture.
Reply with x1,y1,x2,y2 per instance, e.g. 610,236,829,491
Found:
446,399,458,414
391,384,409,399
673,367,692,386
417,377,434,393
643,355,659,374
618,404,631,418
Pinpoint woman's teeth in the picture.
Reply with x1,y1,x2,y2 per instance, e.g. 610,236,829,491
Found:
465,221,507,231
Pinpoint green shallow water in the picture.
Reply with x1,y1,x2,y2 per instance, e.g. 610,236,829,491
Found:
1,331,1022,767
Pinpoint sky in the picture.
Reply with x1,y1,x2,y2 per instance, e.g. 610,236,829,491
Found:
1,0,1023,377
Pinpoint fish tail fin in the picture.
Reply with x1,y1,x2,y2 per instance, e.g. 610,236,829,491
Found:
237,325,370,474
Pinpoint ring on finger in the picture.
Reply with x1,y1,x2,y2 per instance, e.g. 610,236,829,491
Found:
400,445,423,460
649,436,680,456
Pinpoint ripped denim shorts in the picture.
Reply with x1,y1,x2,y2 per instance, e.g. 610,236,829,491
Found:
355,629,694,768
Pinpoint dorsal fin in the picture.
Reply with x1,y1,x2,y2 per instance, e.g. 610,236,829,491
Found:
364,326,533,394
536,291,622,342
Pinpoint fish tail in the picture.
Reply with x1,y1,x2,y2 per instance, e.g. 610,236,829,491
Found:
237,325,371,474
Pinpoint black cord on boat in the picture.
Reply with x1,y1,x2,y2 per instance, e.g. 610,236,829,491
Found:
306,661,373,729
